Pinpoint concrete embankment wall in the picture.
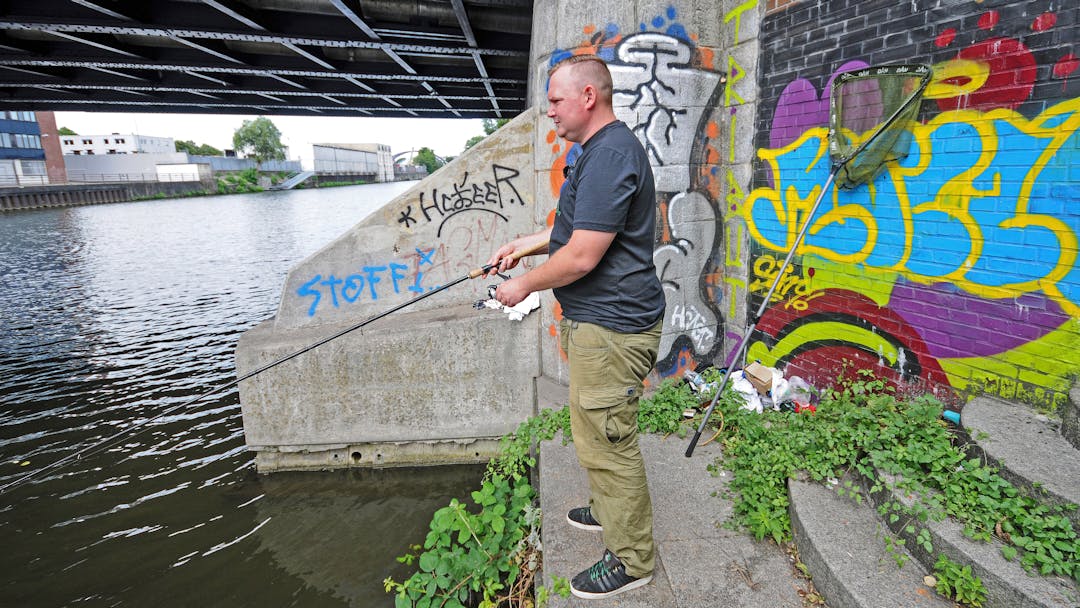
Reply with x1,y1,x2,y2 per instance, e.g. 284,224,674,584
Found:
0,180,215,211
236,109,546,471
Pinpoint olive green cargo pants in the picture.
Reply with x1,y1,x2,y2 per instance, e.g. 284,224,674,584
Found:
559,317,662,578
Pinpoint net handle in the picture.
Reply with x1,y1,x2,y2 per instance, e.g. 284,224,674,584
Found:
829,64,932,172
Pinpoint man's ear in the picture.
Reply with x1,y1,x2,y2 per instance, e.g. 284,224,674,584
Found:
581,84,597,110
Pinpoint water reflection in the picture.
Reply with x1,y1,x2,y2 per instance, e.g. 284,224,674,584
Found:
0,183,481,606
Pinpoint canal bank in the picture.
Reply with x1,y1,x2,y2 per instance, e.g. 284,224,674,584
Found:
0,179,216,211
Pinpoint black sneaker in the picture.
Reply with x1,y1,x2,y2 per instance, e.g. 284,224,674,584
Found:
570,550,652,599
566,506,602,531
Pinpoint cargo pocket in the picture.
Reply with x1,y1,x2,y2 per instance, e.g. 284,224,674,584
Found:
569,322,626,410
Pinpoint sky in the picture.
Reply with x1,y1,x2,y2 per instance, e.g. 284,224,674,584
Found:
54,111,489,169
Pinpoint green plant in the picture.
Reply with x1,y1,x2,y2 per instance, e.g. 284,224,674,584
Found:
934,554,987,607
637,378,697,436
384,407,571,607
685,365,1079,585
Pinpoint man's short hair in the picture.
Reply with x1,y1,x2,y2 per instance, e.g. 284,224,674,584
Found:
548,55,613,102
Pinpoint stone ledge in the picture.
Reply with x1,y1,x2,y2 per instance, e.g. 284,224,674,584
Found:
961,395,1080,530
789,474,950,608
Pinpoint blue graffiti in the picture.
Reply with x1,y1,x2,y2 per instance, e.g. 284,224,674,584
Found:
745,101,1080,312
297,262,413,317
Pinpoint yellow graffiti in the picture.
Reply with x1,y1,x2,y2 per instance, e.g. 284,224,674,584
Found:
937,320,1080,401
724,275,746,320
726,168,746,211
743,97,1080,316
746,321,904,369
723,0,758,44
725,218,744,268
750,254,824,311
925,58,990,100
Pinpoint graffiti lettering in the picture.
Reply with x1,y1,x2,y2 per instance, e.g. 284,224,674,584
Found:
745,99,1080,316
297,261,416,317
670,304,717,352
750,254,823,311
415,164,525,237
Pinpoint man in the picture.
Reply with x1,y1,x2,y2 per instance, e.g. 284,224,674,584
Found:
485,54,665,600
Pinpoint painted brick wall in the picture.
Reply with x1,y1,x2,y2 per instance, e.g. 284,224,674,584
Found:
747,0,1080,409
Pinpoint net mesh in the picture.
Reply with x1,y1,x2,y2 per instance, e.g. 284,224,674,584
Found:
829,64,931,190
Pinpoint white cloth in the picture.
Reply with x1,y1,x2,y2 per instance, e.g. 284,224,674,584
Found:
482,291,541,321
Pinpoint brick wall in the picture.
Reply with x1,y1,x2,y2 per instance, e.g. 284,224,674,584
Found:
746,0,1080,409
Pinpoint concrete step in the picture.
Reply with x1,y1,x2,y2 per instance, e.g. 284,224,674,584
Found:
865,471,1079,608
1064,382,1080,451
535,378,813,607
788,474,951,608
961,395,1080,531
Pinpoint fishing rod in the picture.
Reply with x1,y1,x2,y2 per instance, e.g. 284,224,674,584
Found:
0,240,548,495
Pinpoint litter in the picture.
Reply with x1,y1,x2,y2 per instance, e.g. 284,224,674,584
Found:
728,363,817,415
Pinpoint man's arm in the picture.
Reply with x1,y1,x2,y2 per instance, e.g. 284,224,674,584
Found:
494,229,615,307
485,227,552,276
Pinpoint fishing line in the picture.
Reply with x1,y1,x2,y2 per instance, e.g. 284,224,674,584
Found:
1,241,547,495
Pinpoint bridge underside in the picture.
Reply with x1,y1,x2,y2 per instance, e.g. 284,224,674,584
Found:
0,0,531,118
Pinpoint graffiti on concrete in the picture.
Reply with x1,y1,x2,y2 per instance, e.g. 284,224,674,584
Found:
548,6,731,376
396,164,526,236
296,247,438,317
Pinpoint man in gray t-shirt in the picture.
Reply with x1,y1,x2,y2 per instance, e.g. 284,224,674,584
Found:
486,54,664,601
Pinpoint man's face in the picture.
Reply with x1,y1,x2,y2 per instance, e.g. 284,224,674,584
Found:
546,67,588,143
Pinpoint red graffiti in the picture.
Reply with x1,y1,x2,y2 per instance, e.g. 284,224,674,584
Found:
754,289,950,390
1031,12,1056,32
935,28,956,47
1054,53,1079,79
978,10,999,30
937,37,1037,112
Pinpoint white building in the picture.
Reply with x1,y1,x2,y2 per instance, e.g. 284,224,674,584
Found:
60,133,175,156
312,143,394,182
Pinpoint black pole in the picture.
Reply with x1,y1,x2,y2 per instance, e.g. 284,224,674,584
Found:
685,170,837,457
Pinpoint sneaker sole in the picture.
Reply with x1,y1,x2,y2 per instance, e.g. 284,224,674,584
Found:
570,573,652,599
565,512,602,532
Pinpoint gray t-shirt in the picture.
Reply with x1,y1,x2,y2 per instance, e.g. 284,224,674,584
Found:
550,120,665,333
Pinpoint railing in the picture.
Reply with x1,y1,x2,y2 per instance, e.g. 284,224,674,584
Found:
0,172,207,186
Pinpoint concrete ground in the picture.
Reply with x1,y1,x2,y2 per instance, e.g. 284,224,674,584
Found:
535,379,815,607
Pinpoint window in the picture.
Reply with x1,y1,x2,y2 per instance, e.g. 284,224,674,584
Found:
115,138,125,144
82,139,92,145
103,139,109,144
0,133,9,147
86,150,94,155
72,150,80,155
62,138,74,145
108,149,117,154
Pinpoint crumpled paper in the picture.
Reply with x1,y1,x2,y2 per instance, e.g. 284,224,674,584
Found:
482,291,541,321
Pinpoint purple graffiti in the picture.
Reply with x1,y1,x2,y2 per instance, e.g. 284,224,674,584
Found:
769,60,869,149
888,281,1070,358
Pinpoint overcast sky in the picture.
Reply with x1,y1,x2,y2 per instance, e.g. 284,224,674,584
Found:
54,111,490,168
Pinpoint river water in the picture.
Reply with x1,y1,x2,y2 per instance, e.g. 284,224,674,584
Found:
0,183,484,607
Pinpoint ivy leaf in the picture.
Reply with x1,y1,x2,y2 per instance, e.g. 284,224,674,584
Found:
1001,545,1017,561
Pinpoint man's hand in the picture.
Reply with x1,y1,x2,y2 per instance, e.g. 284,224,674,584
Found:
484,243,521,277
495,276,532,307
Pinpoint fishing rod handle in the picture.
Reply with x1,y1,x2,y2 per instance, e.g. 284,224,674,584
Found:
469,239,550,279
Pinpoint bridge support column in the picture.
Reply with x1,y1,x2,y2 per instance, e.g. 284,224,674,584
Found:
528,0,762,381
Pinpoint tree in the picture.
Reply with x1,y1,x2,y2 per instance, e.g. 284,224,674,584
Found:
464,118,510,150
232,117,286,166
58,126,77,135
413,147,443,174
483,118,509,135
175,140,223,156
